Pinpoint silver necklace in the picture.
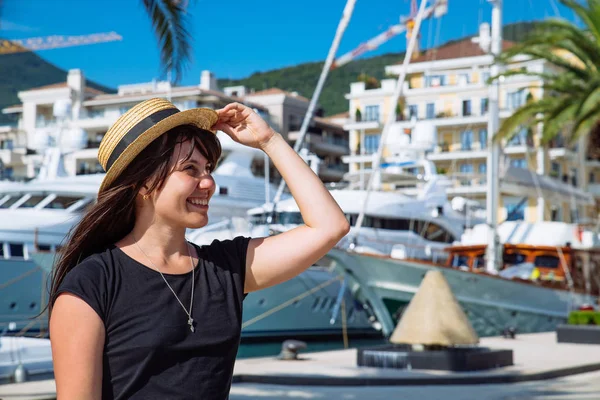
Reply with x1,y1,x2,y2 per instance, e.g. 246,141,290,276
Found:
133,235,196,332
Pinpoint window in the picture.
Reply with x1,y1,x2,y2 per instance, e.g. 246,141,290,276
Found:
535,255,560,268
482,71,491,83
44,196,83,210
590,172,596,184
364,134,381,154
462,100,472,116
364,105,379,122
219,187,228,195
451,255,470,269
426,103,435,119
2,167,13,180
551,162,561,179
458,73,470,85
480,98,489,115
459,163,474,186
460,164,474,173
460,130,473,150
504,197,526,221
510,158,527,169
0,196,21,209
504,252,527,265
551,206,562,221
8,243,23,258
507,90,526,110
425,75,447,87
507,126,528,146
18,195,46,208
479,129,487,149
478,163,487,184
408,105,418,119
474,254,486,270
119,106,133,114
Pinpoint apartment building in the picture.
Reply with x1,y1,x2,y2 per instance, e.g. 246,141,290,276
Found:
226,86,349,183
1,70,348,184
343,26,597,225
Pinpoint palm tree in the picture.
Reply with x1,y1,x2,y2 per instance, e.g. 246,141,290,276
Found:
140,0,194,83
493,0,600,159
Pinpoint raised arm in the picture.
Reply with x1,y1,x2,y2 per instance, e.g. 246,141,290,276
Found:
214,103,350,292
50,293,105,399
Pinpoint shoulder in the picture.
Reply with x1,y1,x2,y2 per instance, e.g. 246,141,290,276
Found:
56,247,118,322
61,247,116,283
196,236,251,272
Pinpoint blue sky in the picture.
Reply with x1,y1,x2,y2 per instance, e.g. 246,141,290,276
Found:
1,0,578,89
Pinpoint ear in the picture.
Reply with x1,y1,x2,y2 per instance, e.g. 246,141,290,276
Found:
138,184,150,199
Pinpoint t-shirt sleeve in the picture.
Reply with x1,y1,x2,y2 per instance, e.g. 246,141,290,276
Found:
55,257,108,323
204,236,251,298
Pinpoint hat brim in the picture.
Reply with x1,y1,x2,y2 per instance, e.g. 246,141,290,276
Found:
98,108,218,193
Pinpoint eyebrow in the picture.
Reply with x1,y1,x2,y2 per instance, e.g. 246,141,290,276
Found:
182,155,208,166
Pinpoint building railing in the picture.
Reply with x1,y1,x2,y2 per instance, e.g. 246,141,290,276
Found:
35,117,57,128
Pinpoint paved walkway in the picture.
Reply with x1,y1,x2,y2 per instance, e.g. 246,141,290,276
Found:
230,369,600,400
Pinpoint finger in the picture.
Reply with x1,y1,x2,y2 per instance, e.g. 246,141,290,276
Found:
213,122,239,141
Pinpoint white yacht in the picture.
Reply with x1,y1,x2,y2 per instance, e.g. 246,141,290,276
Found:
0,134,378,342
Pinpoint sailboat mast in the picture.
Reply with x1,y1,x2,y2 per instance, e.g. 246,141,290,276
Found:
485,0,502,273
272,0,357,204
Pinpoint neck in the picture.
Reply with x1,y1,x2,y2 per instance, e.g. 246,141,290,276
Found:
128,217,191,271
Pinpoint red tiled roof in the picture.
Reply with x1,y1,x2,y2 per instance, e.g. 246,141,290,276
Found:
26,82,69,91
314,116,345,131
406,38,515,64
85,85,267,111
20,82,106,95
325,111,349,119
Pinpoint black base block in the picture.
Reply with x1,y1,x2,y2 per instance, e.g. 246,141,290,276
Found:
357,344,513,371
557,324,600,345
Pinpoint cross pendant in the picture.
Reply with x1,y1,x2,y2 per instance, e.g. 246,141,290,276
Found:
188,317,195,333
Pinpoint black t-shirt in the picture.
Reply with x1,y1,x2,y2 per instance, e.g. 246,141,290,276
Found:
56,236,251,400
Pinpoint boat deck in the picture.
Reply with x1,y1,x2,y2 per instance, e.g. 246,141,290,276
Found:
2,332,600,399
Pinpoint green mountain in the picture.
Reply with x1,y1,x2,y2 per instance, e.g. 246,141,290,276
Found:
219,21,541,116
0,21,539,124
0,50,114,123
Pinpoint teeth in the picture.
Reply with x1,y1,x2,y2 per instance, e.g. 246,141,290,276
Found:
188,199,208,206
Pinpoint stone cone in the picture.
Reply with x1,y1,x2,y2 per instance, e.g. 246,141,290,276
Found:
389,270,479,346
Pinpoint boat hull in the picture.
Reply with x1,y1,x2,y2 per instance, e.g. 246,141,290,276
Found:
0,258,379,342
328,249,596,337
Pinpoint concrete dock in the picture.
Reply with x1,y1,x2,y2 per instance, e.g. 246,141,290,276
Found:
2,332,600,399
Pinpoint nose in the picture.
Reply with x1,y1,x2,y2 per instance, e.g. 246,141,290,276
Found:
198,174,215,191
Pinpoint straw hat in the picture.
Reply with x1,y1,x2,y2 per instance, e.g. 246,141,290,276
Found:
97,98,218,193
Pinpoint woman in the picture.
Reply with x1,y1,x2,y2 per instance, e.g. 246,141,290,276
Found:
49,98,349,399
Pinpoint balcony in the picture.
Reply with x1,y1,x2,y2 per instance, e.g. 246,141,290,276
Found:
35,117,57,128
588,183,600,197
288,132,349,155
319,163,346,181
0,149,25,166
76,115,119,130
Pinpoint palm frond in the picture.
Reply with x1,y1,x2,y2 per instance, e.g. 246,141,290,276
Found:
498,44,590,81
495,99,556,141
540,100,577,144
574,82,600,116
561,0,600,44
570,101,600,141
141,0,193,83
527,19,600,69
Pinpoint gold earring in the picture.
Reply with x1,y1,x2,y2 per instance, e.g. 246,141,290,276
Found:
142,194,149,200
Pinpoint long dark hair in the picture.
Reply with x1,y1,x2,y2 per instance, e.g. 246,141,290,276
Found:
46,124,221,318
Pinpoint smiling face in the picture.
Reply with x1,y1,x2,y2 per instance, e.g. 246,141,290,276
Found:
149,138,217,229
